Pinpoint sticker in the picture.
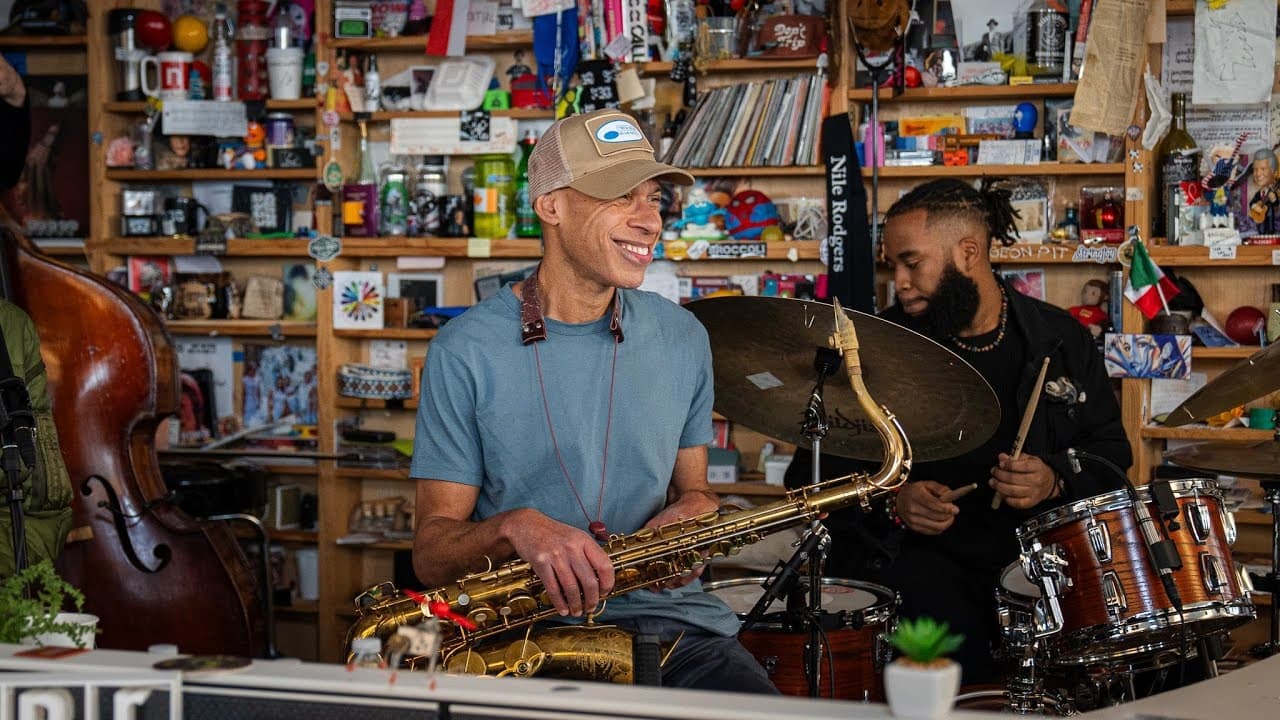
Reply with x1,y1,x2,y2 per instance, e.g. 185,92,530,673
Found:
685,239,709,259
467,237,491,258
746,372,784,390
329,125,341,152
313,266,333,289
1126,124,1141,139
594,118,644,143
308,234,342,261
1071,245,1120,264
323,160,344,191
1273,249,1280,265
1125,187,1143,201
1208,244,1237,260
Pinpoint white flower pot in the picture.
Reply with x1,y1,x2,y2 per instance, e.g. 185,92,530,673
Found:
884,659,961,720
22,613,99,649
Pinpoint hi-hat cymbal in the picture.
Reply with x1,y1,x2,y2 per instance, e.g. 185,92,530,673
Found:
1164,440,1280,479
1164,343,1280,426
687,296,998,462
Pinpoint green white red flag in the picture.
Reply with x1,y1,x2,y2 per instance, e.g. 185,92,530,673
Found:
1124,240,1180,320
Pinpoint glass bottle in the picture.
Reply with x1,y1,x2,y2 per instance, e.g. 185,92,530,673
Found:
472,154,515,239
211,3,235,101
349,637,383,669
1159,92,1201,244
364,55,381,113
342,119,379,236
411,156,447,236
236,0,271,100
1026,0,1069,78
380,158,408,236
515,131,540,238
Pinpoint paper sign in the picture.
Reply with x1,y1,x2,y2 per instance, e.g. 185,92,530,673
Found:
1272,249,1280,265
467,237,491,257
521,0,573,18
1193,0,1277,106
466,0,498,35
161,100,248,137
1208,244,1238,260
390,117,518,155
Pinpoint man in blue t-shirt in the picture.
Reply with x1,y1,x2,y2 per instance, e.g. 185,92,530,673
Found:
411,109,776,693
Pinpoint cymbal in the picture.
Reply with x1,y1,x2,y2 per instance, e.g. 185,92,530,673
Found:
687,296,999,462
1164,342,1280,426
1164,440,1280,479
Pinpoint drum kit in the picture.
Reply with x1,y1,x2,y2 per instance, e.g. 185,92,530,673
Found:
688,296,1279,712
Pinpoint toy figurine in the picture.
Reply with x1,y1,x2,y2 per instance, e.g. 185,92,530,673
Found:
669,186,726,240
1069,279,1110,338
1246,147,1280,234
505,50,532,82
1200,136,1249,230
240,122,267,169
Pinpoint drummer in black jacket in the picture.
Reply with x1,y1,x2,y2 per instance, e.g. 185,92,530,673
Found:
786,179,1131,684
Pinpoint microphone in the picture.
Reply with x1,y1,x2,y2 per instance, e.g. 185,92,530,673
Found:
0,376,38,471
1066,449,1182,612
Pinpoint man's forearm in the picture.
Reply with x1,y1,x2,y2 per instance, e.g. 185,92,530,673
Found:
412,510,522,586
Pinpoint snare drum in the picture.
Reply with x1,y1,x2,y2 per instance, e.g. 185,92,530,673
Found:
704,576,896,700
995,562,1051,658
1017,479,1254,665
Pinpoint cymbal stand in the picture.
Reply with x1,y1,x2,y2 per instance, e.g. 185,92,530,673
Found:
1250,477,1280,658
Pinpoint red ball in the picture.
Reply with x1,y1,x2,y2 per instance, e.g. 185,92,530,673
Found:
1225,306,1265,345
135,10,172,51
904,66,923,88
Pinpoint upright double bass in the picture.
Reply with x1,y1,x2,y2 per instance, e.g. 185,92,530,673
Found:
0,215,266,656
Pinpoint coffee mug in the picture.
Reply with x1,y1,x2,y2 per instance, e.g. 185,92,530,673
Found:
141,51,194,101
1249,407,1277,430
161,196,209,236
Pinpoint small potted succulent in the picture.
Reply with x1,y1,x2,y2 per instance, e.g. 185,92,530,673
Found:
884,617,964,720
0,560,97,649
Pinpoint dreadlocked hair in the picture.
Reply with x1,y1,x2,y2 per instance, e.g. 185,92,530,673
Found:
884,178,1021,247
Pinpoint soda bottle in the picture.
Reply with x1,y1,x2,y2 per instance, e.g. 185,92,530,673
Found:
515,131,540,238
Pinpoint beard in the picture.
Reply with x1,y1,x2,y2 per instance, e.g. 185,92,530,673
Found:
905,264,982,341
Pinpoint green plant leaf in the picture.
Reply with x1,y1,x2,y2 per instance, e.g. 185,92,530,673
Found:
0,560,91,647
888,616,965,664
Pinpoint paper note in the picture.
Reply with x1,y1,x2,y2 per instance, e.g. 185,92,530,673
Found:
390,117,518,155
466,0,498,35
1070,0,1150,136
1162,17,1195,94
161,100,248,137
1193,0,1277,105
1186,104,1270,158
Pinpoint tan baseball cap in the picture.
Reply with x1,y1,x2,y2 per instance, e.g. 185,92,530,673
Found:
528,109,693,201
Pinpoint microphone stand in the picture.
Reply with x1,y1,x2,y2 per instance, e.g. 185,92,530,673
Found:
1251,473,1280,659
0,375,38,577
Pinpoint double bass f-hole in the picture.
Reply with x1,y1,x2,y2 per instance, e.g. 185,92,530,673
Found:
82,474,173,573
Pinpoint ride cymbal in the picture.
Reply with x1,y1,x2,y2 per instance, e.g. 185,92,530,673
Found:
1165,440,1280,479
687,296,998,462
1164,343,1280,427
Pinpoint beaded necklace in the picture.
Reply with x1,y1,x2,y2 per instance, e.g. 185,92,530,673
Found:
951,287,1008,353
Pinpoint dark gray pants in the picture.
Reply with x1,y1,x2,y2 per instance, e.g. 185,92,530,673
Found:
611,617,780,694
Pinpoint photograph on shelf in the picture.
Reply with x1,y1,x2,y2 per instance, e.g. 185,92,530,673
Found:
1000,269,1046,302
1006,179,1052,243
952,0,1017,62
242,343,319,427
388,271,444,311
282,263,318,322
332,270,385,330
127,255,174,300
1103,333,1192,380
173,336,235,440
232,185,292,234
176,369,218,447
0,75,89,243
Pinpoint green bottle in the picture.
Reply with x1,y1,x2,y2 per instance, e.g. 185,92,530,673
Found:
515,130,541,238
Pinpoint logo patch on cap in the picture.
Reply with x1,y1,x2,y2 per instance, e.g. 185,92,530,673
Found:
594,119,645,143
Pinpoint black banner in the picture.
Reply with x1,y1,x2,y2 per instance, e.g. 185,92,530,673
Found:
821,114,875,313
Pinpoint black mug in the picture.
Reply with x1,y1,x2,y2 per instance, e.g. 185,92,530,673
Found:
162,196,209,236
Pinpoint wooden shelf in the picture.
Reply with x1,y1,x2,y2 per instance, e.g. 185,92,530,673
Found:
333,328,439,340
1148,245,1280,267
871,163,1125,178
270,529,319,543
988,242,1122,265
1236,510,1273,526
849,82,1078,103
327,31,531,51
276,600,319,616
34,244,86,257
165,320,318,337
339,237,543,258
686,166,826,177
335,466,411,481
1167,0,1195,15
639,58,822,76
106,169,316,181
336,397,419,411
1140,426,1276,441
104,99,316,114
103,238,311,256
0,34,85,48
1192,347,1262,360
342,108,554,121
262,463,320,476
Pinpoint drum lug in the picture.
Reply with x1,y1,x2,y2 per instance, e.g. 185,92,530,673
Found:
1032,597,1062,638
1186,502,1213,544
1101,571,1127,615
1086,520,1112,563
875,629,893,672
759,655,778,676
1223,509,1238,545
1201,552,1229,594
1239,564,1255,594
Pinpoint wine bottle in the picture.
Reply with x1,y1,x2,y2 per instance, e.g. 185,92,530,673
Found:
1159,92,1201,244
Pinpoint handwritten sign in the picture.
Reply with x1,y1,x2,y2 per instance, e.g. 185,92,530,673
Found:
390,117,517,155
1208,244,1238,260
466,0,498,36
161,100,248,137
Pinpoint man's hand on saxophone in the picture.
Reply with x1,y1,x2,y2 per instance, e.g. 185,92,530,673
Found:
506,510,615,617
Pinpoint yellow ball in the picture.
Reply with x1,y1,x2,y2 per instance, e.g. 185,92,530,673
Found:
172,15,209,54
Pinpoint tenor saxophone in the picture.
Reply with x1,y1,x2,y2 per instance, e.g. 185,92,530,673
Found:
346,300,913,680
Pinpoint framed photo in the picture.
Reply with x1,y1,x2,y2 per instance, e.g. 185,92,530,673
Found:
1104,333,1192,380
410,66,436,111
388,272,444,311
951,0,1019,62
232,185,292,234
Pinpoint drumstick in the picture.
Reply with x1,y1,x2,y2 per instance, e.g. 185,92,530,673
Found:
940,483,978,503
992,356,1051,510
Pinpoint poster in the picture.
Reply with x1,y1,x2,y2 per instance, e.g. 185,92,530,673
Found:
174,336,235,437
0,75,89,242
332,271,385,330
242,344,318,427
1103,333,1192,380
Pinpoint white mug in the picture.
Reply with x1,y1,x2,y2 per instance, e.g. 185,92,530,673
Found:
141,51,194,101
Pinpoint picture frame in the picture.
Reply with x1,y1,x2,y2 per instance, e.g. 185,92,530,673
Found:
332,270,385,330
1103,333,1193,380
232,185,292,234
388,271,444,311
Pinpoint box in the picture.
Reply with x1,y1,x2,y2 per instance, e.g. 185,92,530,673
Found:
764,454,794,486
708,465,738,484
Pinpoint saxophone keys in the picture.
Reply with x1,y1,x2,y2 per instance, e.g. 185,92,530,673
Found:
445,650,489,675
467,605,496,627
503,595,538,617
503,639,547,676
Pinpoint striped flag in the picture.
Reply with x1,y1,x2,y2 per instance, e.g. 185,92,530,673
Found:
426,0,471,57
1124,240,1180,319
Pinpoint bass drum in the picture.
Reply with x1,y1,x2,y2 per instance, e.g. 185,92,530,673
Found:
705,576,896,701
